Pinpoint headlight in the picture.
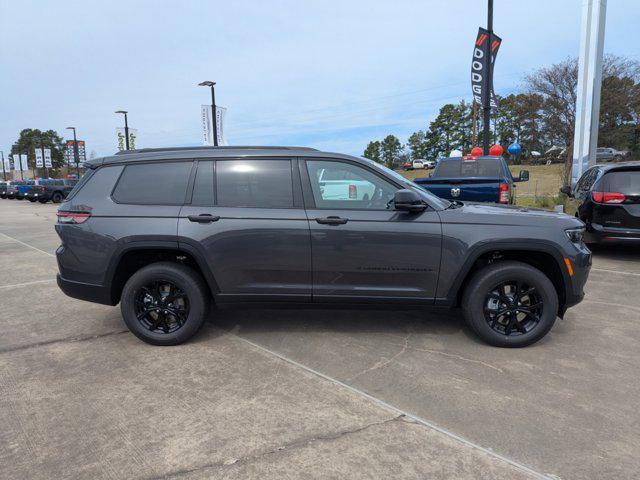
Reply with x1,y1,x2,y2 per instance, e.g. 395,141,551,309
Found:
565,227,585,244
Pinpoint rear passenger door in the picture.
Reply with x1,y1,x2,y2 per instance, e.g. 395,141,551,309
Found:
178,158,312,301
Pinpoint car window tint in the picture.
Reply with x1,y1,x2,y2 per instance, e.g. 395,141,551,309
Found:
435,158,503,178
191,160,214,205
113,162,192,204
604,170,640,194
306,160,397,210
216,159,293,208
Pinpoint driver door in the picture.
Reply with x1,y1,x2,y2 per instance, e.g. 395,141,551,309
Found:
301,158,442,303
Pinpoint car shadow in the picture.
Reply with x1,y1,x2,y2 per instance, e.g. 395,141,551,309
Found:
589,244,640,261
205,305,479,342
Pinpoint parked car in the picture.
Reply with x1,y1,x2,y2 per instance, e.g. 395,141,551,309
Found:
315,166,376,201
596,147,629,163
0,181,8,198
561,161,640,244
414,155,529,204
5,181,26,199
56,146,590,348
423,159,436,169
26,178,77,203
17,180,36,200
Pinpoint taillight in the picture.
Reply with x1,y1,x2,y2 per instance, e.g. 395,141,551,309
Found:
499,183,510,203
592,191,625,204
349,184,357,199
57,212,91,224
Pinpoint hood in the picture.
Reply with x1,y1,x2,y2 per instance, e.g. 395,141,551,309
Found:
442,201,584,228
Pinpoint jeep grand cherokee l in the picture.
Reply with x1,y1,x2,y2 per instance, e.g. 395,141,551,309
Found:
55,146,591,347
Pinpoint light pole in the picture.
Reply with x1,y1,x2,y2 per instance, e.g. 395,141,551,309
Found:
198,81,218,146
66,126,80,177
115,110,130,150
482,0,494,155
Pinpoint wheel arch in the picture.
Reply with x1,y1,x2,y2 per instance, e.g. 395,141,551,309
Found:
444,241,570,314
106,242,219,304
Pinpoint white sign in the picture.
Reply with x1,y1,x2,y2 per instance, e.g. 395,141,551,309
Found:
12,155,19,170
116,128,138,151
35,149,44,168
201,105,228,146
20,154,28,171
3,156,10,172
44,148,52,168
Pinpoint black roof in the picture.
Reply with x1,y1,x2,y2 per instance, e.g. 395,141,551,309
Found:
595,160,640,172
86,145,361,168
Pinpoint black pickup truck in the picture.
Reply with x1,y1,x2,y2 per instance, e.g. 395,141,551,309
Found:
415,155,529,204
26,178,77,203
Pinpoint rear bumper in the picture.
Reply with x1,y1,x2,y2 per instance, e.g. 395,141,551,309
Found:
587,223,640,244
57,274,115,306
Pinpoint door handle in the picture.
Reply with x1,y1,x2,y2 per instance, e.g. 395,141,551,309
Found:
187,214,220,223
315,216,348,225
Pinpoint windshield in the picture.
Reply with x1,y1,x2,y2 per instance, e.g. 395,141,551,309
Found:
360,157,451,209
435,157,505,178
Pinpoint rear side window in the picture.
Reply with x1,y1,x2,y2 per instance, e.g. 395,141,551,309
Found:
216,159,293,208
603,170,640,194
113,162,192,204
191,160,214,205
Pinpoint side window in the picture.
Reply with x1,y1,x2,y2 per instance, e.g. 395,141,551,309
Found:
113,161,192,204
306,160,398,210
216,159,293,208
191,160,214,205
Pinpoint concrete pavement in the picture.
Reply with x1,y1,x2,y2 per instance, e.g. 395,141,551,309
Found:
1,200,639,479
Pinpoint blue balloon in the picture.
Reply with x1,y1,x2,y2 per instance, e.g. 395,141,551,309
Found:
508,142,522,155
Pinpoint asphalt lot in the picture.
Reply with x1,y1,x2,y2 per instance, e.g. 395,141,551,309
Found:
1,200,639,480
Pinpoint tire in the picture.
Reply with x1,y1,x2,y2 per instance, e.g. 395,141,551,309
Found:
28,198,37,202
461,261,558,347
120,262,210,346
52,192,63,203
38,199,48,204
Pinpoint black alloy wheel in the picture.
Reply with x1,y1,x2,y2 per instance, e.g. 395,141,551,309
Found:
134,280,189,334
483,281,543,336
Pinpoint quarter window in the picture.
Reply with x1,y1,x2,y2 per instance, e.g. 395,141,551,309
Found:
306,160,398,210
216,159,293,208
112,161,192,204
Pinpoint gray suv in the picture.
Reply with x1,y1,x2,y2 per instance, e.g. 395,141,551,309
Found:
56,146,591,347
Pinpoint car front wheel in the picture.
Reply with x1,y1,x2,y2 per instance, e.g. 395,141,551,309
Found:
462,261,558,347
120,262,210,346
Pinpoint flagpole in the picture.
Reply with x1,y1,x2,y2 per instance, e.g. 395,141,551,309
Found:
482,0,493,155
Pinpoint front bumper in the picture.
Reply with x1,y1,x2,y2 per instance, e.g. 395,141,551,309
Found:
562,246,591,312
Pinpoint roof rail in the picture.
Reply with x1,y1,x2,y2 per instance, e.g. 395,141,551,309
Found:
114,146,318,155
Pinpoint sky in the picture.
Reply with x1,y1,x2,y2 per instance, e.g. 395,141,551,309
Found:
1,0,639,159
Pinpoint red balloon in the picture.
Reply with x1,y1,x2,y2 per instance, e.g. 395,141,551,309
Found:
489,144,504,156
471,147,483,156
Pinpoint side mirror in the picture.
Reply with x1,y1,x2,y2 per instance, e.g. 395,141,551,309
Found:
519,170,530,182
394,189,426,212
559,186,573,197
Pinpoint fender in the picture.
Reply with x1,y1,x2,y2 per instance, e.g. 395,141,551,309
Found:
104,238,220,303
436,239,571,307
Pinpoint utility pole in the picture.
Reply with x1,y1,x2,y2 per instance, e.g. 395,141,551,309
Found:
115,110,130,150
0,151,6,181
482,0,494,155
198,81,218,146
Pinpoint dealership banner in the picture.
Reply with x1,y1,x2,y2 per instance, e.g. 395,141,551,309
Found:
20,154,28,171
471,27,502,108
44,148,52,168
116,128,138,151
35,149,44,168
65,140,87,166
3,155,10,172
201,105,228,146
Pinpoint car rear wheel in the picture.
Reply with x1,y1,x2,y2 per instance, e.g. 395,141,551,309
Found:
52,192,63,203
38,199,48,203
120,262,210,346
462,261,558,347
